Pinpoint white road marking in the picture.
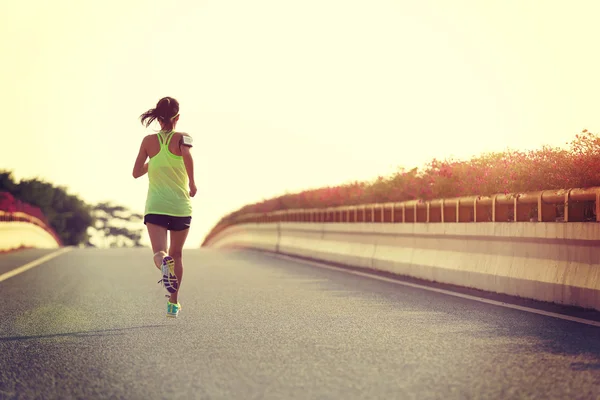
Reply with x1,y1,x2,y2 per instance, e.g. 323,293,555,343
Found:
272,253,600,328
0,247,73,283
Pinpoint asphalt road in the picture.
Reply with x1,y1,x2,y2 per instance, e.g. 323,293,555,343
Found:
1,247,600,399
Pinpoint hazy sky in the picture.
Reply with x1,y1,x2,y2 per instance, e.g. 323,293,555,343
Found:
2,0,600,248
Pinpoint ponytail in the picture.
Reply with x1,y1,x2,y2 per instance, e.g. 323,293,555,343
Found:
139,97,180,128
139,108,159,127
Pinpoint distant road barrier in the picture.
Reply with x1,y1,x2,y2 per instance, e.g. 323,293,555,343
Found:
0,210,62,251
203,186,600,245
203,186,600,311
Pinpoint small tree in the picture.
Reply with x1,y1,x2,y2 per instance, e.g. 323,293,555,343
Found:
88,202,145,248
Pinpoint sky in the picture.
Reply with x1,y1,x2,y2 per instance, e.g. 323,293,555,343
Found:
2,0,600,248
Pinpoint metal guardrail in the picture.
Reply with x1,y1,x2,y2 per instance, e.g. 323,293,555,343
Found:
203,187,600,245
0,210,63,247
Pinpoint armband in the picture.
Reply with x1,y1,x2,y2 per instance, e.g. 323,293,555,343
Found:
180,135,193,147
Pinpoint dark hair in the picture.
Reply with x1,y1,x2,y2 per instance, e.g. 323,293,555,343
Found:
139,97,180,128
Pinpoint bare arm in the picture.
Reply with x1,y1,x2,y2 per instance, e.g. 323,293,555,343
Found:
132,138,149,179
180,133,196,197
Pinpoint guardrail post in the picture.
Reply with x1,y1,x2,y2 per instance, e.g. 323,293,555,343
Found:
429,202,440,222
514,196,530,222
538,192,556,222
596,191,600,222
474,197,490,222
563,189,587,222
493,195,510,222
443,200,455,222
401,204,406,223
457,200,472,222
455,201,460,222
564,191,571,222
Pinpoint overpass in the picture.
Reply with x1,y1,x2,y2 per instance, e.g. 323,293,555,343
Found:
2,187,600,398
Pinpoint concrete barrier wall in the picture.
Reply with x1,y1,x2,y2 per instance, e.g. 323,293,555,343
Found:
0,221,61,252
205,221,600,311
209,223,280,253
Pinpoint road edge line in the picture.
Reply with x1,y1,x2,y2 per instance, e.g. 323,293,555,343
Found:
0,247,73,283
270,252,600,328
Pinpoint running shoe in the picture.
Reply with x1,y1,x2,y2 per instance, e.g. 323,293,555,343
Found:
157,255,179,294
167,301,181,318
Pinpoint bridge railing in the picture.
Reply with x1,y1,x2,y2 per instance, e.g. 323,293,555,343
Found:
0,210,63,247
203,186,600,245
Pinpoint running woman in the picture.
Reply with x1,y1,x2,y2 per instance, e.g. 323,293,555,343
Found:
132,96,197,318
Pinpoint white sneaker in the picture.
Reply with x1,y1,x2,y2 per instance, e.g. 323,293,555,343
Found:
157,256,178,293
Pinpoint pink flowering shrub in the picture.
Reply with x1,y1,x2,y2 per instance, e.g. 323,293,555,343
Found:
216,130,600,226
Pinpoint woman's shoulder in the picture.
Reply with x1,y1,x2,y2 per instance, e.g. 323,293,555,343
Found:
139,134,154,145
142,133,159,140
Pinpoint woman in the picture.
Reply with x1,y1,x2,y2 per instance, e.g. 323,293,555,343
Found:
132,96,197,318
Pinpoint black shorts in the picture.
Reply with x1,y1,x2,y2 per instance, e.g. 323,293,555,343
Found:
144,214,191,231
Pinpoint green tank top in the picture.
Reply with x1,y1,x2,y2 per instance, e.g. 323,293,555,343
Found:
144,130,192,217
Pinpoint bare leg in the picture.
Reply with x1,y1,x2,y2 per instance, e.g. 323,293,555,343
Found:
146,222,168,269
168,227,190,304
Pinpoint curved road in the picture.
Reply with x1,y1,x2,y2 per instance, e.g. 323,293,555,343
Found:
1,247,600,399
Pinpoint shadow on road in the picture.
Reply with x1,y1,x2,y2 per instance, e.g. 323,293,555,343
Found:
0,324,168,342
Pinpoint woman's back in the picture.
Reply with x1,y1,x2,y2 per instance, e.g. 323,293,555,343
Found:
145,130,192,217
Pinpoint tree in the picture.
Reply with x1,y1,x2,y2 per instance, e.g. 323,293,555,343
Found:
0,170,94,246
87,202,145,248
0,171,17,193
0,170,145,248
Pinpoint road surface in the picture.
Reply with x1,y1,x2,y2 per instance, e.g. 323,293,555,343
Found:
1,247,600,399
